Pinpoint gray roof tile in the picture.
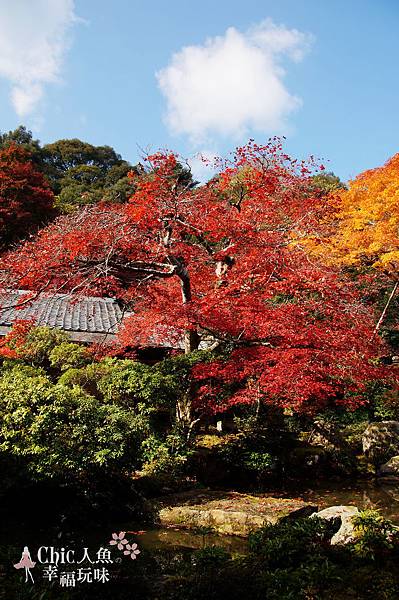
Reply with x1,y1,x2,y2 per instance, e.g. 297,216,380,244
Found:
0,290,129,335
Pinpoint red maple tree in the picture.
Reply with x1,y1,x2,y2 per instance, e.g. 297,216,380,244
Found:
0,140,388,423
0,144,55,248
0,319,34,359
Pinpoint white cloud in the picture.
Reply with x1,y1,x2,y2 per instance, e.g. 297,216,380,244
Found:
0,0,77,116
188,150,218,183
157,19,313,144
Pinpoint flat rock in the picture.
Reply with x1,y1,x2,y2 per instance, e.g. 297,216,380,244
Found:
156,490,317,537
378,455,399,477
311,505,359,545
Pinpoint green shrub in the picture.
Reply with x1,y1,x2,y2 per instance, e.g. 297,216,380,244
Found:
191,546,230,569
141,430,192,477
352,509,399,561
58,360,113,396
216,431,279,482
97,358,178,407
60,357,181,410
49,341,91,371
244,451,276,475
0,365,150,481
248,517,335,568
373,390,399,421
15,326,69,366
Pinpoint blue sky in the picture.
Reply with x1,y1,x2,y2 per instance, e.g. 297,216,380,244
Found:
0,0,398,182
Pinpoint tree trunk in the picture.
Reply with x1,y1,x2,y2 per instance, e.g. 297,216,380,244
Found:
183,329,200,354
175,260,200,354
370,281,398,341
174,259,200,426
176,394,193,427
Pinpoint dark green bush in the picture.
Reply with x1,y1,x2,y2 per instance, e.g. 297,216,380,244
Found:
191,545,230,569
157,514,399,599
0,364,150,481
248,517,335,567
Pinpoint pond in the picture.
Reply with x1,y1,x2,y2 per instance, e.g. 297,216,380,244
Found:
299,480,399,524
127,480,399,554
3,481,398,599
2,480,399,557
138,526,248,554
2,479,399,599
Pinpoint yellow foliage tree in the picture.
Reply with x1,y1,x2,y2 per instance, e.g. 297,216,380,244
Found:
318,153,399,273
298,153,399,337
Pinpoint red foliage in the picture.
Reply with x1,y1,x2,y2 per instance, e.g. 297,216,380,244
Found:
0,140,390,414
0,144,55,247
0,319,35,358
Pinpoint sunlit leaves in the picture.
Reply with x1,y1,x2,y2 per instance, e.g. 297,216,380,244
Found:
0,140,389,415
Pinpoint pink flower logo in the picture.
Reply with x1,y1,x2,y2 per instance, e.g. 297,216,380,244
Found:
123,543,141,560
109,532,128,551
108,532,141,561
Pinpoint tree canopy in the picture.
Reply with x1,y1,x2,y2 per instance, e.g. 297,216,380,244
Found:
0,127,137,212
311,153,399,275
0,144,55,249
0,140,387,422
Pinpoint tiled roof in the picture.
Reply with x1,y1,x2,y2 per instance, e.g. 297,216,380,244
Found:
0,290,129,340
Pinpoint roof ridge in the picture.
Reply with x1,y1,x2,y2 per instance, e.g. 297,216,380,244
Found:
0,289,120,303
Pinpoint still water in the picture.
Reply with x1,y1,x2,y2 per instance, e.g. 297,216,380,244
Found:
2,481,399,556
137,480,399,553
299,480,399,523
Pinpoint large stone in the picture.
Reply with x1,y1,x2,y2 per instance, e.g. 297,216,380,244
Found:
156,490,317,537
362,421,399,465
378,455,399,478
311,505,359,545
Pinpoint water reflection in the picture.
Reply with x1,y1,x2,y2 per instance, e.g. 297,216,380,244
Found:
138,527,248,555
129,481,399,554
298,481,399,524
